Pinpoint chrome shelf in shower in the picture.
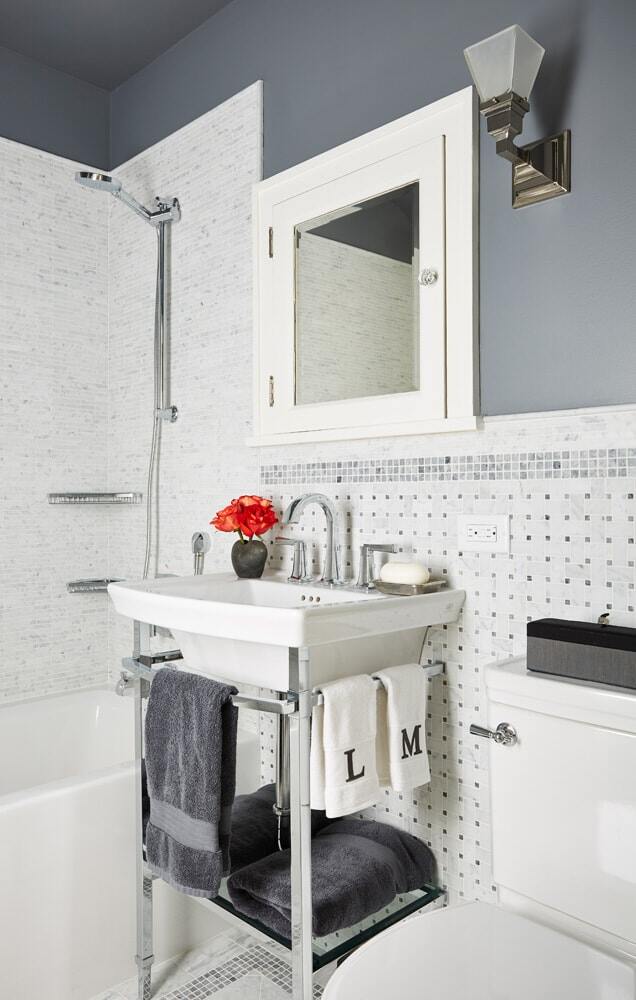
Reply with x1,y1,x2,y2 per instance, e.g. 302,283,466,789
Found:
199,879,444,972
48,492,142,505
67,578,122,594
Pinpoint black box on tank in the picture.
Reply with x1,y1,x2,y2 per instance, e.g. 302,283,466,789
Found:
527,618,636,690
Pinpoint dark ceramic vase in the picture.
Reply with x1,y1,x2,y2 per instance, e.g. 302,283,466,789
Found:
231,538,268,579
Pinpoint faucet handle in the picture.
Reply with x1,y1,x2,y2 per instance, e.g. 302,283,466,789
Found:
356,543,398,589
191,531,211,576
276,536,310,582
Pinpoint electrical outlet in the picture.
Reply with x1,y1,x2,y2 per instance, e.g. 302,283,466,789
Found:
457,513,510,553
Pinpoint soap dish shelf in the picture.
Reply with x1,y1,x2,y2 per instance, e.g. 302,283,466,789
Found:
193,879,444,971
373,578,448,596
67,578,122,594
48,492,142,505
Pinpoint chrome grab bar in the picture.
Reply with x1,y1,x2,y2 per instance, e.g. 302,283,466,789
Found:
469,722,518,746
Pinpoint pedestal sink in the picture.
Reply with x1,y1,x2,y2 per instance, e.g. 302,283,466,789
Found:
108,572,465,689
109,570,466,1000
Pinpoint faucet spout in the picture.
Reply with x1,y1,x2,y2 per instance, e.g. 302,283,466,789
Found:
281,493,342,585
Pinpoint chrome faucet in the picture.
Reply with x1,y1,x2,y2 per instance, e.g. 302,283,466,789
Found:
281,493,342,585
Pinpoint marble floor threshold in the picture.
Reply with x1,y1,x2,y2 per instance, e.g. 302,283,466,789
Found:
90,928,328,1000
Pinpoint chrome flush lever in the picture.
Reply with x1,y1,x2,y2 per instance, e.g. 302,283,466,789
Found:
470,722,518,747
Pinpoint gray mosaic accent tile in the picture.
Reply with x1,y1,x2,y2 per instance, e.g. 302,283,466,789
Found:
159,944,323,999
261,447,636,486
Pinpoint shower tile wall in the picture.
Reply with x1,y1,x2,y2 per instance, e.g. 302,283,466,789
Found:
0,138,110,701
258,405,636,903
106,83,263,675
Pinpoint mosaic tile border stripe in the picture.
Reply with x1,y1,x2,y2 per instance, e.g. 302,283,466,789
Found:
261,447,636,486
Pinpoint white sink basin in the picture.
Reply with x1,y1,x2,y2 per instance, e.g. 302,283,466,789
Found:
109,572,465,689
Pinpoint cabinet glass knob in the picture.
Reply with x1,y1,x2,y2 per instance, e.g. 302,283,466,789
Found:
419,268,439,286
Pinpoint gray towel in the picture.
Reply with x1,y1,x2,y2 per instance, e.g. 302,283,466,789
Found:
145,668,238,898
227,817,436,937
230,784,330,873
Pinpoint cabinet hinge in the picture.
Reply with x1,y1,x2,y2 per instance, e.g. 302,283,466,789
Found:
268,227,274,258
268,375,275,407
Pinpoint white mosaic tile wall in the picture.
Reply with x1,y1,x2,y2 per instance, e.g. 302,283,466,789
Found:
259,405,636,903
296,233,415,404
106,84,263,676
0,138,110,702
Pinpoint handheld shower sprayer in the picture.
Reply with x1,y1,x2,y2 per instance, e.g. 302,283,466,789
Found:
75,169,181,578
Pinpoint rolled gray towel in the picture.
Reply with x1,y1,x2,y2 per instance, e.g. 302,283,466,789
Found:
230,784,330,873
227,817,436,937
145,668,238,898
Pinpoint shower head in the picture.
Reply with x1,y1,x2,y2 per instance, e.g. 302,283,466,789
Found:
74,170,179,225
75,171,123,194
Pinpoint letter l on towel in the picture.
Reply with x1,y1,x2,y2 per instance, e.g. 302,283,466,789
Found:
310,674,379,818
375,663,431,791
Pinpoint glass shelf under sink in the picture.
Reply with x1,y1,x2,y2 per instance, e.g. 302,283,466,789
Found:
208,880,444,971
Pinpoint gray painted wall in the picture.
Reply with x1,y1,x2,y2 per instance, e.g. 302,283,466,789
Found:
108,0,636,415
0,45,109,166
1,0,634,414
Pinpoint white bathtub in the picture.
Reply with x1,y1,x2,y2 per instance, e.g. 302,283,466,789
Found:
0,687,260,1000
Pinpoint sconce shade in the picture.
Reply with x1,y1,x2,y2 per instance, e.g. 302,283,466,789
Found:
464,24,545,103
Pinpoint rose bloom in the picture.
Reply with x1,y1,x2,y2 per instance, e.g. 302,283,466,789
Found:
211,495,278,539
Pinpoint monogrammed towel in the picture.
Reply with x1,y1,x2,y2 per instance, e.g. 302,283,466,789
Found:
375,663,431,791
310,674,379,818
144,668,238,897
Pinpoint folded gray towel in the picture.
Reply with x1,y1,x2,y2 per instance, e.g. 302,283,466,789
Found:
145,668,238,898
230,784,330,873
227,817,436,937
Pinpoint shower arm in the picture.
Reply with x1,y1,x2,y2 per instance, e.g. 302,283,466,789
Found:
116,189,181,227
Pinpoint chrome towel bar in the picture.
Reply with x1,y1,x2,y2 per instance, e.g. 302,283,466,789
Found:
312,660,445,708
121,654,298,716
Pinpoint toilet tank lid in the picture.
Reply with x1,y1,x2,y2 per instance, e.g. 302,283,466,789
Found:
485,657,636,733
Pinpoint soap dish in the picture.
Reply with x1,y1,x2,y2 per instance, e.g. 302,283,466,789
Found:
373,578,448,597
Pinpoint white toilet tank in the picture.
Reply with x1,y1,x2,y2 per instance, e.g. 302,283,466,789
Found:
485,658,636,954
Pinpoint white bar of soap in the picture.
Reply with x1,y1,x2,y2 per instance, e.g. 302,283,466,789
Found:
379,561,431,585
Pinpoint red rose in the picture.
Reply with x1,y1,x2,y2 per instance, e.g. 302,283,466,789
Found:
211,495,278,539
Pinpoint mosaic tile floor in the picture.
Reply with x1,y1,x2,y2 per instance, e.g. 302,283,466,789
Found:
91,930,327,1000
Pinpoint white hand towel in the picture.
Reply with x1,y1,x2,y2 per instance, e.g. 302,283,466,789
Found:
375,663,431,792
310,674,380,819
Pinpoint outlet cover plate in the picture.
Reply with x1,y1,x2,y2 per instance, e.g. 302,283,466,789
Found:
457,513,510,553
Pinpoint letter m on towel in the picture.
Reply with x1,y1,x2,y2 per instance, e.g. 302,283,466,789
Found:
401,724,423,760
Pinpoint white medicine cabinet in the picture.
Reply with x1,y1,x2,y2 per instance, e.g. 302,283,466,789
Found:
250,87,478,446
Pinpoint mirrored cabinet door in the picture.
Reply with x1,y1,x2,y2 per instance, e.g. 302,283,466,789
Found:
294,182,421,407
252,88,477,445
265,139,446,435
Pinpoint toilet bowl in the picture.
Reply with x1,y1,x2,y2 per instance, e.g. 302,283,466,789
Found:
325,658,636,1000
324,900,636,999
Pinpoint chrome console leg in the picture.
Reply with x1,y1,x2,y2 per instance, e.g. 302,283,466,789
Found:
275,706,291,849
134,622,154,999
289,647,313,1000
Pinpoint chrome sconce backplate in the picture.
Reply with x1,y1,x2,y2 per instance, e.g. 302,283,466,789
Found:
480,92,571,209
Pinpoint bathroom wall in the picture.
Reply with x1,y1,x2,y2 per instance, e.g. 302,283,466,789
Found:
106,82,263,674
110,0,636,416
259,405,636,902
0,138,110,702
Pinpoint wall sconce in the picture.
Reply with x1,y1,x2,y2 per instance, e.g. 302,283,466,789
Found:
464,24,571,208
